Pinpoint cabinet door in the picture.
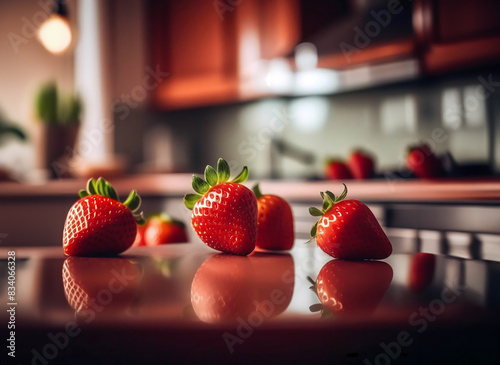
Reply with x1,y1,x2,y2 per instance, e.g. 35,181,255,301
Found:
415,0,500,74
148,0,300,109
149,0,239,109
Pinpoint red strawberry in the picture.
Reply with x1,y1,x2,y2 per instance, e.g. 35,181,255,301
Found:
191,253,294,323
310,260,393,317
308,184,392,260
132,223,147,247
408,253,436,292
62,256,140,313
325,159,352,180
184,158,257,256
348,150,375,180
407,144,445,179
252,184,294,251
63,177,145,256
144,213,188,245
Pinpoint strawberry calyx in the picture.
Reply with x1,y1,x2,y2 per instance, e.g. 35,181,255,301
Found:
307,276,333,319
78,177,145,224
325,157,346,167
252,183,264,199
184,158,249,210
307,183,348,242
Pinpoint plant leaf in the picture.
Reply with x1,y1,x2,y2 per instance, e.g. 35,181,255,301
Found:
336,183,348,202
106,183,119,201
309,221,319,241
231,166,249,184
204,165,218,186
78,189,89,198
309,207,323,217
87,178,97,195
123,190,137,207
97,177,107,196
217,158,230,183
127,194,142,212
325,191,336,203
322,194,333,213
192,176,210,195
184,193,202,210
309,303,323,313
252,183,263,198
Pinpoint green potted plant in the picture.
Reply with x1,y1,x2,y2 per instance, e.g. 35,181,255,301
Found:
34,81,82,178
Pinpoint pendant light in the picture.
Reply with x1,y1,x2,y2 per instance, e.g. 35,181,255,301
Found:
37,0,72,54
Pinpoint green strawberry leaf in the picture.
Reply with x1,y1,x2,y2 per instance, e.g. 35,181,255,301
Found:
204,165,218,187
79,177,145,224
322,193,333,212
87,178,97,195
97,177,107,196
252,183,263,198
231,166,249,184
123,190,137,208
309,303,323,312
325,191,336,203
336,184,348,202
217,158,230,184
309,207,323,217
78,189,89,198
192,176,210,195
184,193,202,210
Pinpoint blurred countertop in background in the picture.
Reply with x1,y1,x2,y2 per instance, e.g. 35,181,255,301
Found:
2,175,500,202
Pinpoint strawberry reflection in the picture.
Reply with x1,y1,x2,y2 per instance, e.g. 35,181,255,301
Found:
191,253,294,324
408,253,436,293
62,257,141,315
310,260,393,318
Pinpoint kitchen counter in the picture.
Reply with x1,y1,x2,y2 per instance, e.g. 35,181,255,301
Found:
1,239,500,364
2,174,500,202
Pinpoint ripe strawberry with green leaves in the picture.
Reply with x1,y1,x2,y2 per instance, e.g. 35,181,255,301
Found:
407,144,445,179
252,184,294,250
309,260,393,318
184,158,257,256
63,177,144,256
325,159,352,180
309,184,392,260
145,213,189,245
348,150,375,180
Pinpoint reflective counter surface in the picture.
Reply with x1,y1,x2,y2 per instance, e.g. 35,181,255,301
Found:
2,238,500,364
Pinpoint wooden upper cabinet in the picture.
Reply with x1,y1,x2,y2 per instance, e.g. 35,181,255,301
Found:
148,0,300,109
414,0,500,74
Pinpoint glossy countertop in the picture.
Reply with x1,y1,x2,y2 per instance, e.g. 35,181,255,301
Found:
1,238,500,364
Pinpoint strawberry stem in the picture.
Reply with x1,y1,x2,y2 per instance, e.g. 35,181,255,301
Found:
252,183,263,199
183,158,249,210
307,184,348,242
78,177,145,225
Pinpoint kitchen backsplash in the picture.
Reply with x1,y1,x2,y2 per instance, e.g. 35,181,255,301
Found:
115,71,500,179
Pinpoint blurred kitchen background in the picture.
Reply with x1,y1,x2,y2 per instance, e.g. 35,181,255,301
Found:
1,0,500,182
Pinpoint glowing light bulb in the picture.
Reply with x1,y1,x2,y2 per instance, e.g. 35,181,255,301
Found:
37,14,72,54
